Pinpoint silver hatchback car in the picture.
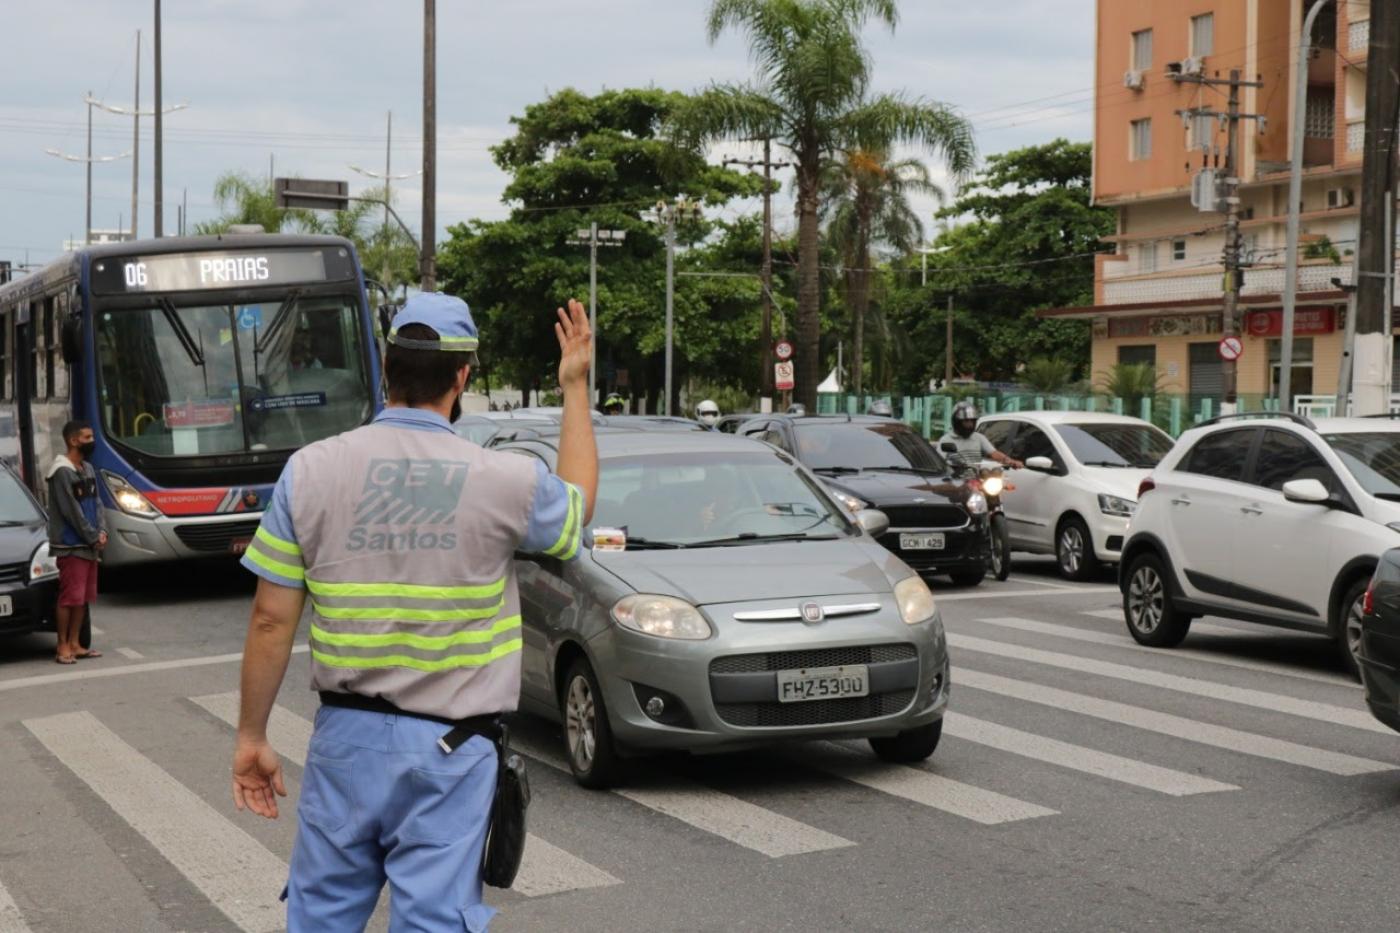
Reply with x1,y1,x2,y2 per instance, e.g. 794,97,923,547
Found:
501,429,950,787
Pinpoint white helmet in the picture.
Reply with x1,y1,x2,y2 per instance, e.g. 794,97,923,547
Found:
696,399,720,426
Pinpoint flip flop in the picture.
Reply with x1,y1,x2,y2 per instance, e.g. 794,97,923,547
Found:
55,655,77,665
73,649,103,660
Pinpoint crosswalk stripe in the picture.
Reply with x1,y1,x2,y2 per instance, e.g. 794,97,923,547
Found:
1083,609,1346,649
956,667,1395,776
0,878,31,933
936,586,1118,602
1081,608,1123,620
24,711,286,933
799,743,1058,825
512,735,854,857
942,712,1238,796
190,693,621,897
949,632,1389,734
980,616,1356,688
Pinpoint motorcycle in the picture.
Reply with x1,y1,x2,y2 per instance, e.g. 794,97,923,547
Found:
939,442,1014,581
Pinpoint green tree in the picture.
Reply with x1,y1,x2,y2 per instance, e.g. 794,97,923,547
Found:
823,147,941,394
436,88,760,410
670,0,975,409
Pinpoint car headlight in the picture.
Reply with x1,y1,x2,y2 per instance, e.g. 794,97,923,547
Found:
965,492,987,515
831,490,868,514
894,575,937,625
981,476,1004,497
611,594,713,640
1097,494,1136,517
28,542,58,582
102,470,160,518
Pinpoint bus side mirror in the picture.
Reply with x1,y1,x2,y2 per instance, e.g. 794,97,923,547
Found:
377,305,395,341
939,441,957,453
60,316,82,364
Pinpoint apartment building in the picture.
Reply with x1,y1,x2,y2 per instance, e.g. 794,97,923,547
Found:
1044,0,1381,405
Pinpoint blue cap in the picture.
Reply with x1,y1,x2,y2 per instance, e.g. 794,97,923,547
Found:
388,292,479,353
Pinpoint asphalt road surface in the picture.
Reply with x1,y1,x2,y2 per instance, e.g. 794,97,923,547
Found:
0,556,1396,932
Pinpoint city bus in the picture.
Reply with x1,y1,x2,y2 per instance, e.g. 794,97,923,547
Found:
0,233,383,565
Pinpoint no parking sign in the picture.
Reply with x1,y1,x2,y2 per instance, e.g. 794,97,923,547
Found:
1218,335,1243,362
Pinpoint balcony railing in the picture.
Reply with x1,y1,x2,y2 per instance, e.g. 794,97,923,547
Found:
1102,263,1354,306
1294,394,1400,418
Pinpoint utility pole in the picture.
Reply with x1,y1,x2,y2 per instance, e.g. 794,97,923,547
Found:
644,197,702,416
87,81,186,242
1175,69,1264,412
421,0,437,291
724,142,792,411
45,96,131,247
153,0,163,237
570,223,627,405
1352,0,1400,415
350,112,422,288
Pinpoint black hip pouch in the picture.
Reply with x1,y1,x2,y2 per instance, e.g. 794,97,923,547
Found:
480,724,530,889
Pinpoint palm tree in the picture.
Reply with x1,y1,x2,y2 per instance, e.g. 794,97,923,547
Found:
823,147,941,394
670,0,975,407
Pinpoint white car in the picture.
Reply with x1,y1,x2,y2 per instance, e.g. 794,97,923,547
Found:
1120,413,1400,675
977,411,1175,580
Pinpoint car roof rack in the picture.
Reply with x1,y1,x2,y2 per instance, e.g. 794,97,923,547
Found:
1193,411,1316,431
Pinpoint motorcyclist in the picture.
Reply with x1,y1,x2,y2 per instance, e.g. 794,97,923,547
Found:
603,392,625,415
696,399,720,428
939,401,1023,470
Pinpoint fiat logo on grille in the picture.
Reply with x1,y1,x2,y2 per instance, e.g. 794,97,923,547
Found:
800,602,824,624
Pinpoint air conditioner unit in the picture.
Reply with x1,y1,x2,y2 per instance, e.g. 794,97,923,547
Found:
1326,187,1355,209
1123,70,1145,90
1181,56,1205,76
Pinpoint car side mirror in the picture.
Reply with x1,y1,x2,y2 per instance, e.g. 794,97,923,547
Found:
939,441,958,453
1282,478,1331,504
856,508,889,537
60,315,82,364
1025,456,1055,472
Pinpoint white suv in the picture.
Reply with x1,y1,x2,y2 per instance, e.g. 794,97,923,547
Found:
977,411,1175,580
1120,413,1400,674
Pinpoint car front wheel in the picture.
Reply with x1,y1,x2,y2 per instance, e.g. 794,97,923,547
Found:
869,719,942,763
1056,516,1100,581
562,658,624,789
1123,553,1191,647
1339,579,1367,682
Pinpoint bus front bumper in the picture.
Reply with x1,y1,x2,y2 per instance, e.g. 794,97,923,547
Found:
102,508,264,566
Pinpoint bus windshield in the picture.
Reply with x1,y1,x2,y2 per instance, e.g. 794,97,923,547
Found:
97,293,372,457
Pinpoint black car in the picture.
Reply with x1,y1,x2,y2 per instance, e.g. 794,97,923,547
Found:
0,462,60,639
740,414,990,585
1359,549,1400,731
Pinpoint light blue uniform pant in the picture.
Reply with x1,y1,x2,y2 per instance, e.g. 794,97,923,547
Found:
284,705,498,932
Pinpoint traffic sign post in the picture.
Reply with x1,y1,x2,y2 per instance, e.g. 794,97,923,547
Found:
1218,336,1243,362
774,361,795,391
774,339,794,362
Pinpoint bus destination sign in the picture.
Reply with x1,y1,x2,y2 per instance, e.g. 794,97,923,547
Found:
91,249,344,294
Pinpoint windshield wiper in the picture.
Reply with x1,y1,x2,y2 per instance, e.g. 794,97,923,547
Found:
1373,492,1400,502
866,465,942,475
813,466,861,475
688,532,841,548
1080,460,1131,468
0,520,30,527
254,288,303,356
157,298,206,368
622,536,689,550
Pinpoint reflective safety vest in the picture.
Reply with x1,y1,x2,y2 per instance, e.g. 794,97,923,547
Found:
249,423,578,720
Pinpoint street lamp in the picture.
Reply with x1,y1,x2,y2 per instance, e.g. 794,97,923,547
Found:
45,92,132,246
86,92,188,241
642,197,702,416
570,224,627,404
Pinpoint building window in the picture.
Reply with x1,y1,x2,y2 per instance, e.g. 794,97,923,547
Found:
1172,240,1186,261
1191,13,1214,57
1130,118,1152,160
1139,241,1158,273
1268,337,1314,405
1305,89,1335,138
1131,29,1153,70
1119,345,1157,368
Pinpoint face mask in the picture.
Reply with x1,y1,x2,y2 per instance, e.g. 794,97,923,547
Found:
78,441,96,458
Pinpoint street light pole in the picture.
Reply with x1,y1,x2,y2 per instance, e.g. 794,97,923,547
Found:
86,92,93,245
153,0,163,237
420,0,437,291
87,93,187,241
643,198,700,416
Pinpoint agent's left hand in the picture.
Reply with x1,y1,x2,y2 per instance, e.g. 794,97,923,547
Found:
232,738,287,820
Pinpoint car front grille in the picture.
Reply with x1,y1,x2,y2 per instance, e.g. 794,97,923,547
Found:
710,643,916,674
173,519,261,553
716,690,917,727
0,561,26,584
880,504,968,528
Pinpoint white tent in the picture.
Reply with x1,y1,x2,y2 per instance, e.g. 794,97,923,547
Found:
816,368,842,394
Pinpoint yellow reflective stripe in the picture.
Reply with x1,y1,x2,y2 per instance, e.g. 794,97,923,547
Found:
306,578,505,600
244,546,305,582
544,484,581,559
310,616,520,650
254,526,301,557
311,639,522,672
311,600,505,622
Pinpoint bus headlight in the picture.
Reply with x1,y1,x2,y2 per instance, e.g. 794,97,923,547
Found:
102,471,161,518
28,543,58,582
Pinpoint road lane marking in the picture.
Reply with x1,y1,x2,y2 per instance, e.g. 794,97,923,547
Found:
948,633,1388,734
1005,575,1080,590
941,712,1238,796
976,616,1356,688
799,743,1057,824
936,586,1118,603
0,645,309,693
23,711,286,933
955,668,1394,775
1081,608,1123,620
115,647,144,660
191,692,621,897
0,877,30,933
513,735,854,858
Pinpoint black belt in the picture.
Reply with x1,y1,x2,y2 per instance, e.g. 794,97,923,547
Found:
318,690,503,753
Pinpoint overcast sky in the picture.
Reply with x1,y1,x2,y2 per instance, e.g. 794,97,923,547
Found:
0,0,1093,270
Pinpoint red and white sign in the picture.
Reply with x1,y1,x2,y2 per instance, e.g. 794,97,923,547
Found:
774,361,795,391
162,400,236,428
1218,336,1243,362
1244,307,1336,337
774,339,794,362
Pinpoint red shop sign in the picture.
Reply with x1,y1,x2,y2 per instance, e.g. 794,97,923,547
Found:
1243,307,1336,338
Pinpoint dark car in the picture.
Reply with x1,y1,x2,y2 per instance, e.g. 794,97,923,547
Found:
714,413,762,434
0,463,60,639
1359,549,1400,731
740,415,990,586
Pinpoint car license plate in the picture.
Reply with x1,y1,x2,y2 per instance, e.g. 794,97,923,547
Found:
0,596,11,617
229,538,252,555
900,532,945,550
776,664,869,703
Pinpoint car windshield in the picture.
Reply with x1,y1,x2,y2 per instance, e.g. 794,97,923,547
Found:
1323,432,1400,498
455,419,498,446
1054,422,1174,468
794,422,947,473
592,451,853,546
96,293,372,456
0,470,41,524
